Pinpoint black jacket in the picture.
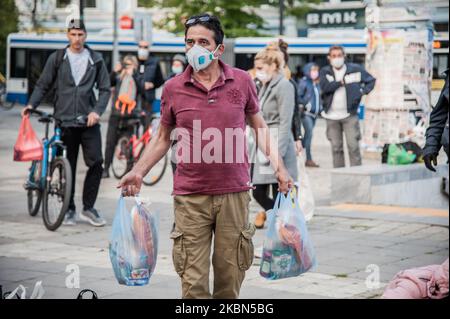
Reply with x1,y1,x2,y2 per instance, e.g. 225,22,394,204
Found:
289,78,303,141
319,63,376,115
138,56,164,105
423,70,449,158
28,45,111,125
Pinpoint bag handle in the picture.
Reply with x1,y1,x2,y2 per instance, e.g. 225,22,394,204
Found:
77,289,98,299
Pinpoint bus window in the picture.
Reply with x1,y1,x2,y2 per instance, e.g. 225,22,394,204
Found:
11,48,27,78
235,53,255,71
98,51,112,72
28,49,57,104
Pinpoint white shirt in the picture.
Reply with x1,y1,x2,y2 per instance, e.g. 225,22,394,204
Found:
322,65,350,121
66,48,90,86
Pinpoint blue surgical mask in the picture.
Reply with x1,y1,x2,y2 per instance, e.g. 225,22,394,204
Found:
186,44,220,72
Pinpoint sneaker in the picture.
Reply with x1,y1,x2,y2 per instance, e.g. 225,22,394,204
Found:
63,209,77,226
305,160,320,168
254,211,267,229
80,208,106,227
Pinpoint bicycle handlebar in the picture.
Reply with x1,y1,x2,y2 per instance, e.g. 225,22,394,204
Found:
25,109,88,127
25,108,52,118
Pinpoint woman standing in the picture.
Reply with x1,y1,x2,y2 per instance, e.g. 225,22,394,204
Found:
298,63,322,167
103,55,140,178
252,48,298,229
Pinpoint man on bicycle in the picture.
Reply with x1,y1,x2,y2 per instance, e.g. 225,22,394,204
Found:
22,19,110,227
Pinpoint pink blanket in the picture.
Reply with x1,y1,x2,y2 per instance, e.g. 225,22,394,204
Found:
382,258,449,299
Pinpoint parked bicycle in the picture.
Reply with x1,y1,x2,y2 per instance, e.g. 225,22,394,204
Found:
111,112,168,186
0,82,16,111
24,109,73,231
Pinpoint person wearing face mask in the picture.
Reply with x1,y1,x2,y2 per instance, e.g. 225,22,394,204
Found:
103,55,142,179
298,62,322,167
135,40,165,130
167,54,187,175
118,13,293,299
168,54,187,80
320,46,376,168
252,48,298,229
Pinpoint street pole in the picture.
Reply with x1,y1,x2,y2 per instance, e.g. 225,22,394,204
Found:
279,0,284,35
79,0,85,22
112,0,119,68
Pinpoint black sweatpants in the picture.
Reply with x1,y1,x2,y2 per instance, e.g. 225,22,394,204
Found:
61,124,103,211
104,115,133,171
252,183,279,212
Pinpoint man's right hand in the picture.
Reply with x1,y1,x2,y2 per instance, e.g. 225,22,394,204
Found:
117,170,143,197
21,105,33,117
423,152,438,172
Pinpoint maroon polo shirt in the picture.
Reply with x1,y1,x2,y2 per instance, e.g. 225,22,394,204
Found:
160,60,260,195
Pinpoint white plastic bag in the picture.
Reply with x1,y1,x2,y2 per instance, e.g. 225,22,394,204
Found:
5,281,45,299
296,153,315,222
109,195,159,286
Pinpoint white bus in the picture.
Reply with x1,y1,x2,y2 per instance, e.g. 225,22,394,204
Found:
6,32,369,105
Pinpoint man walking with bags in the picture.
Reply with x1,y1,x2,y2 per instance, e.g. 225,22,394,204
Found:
118,14,293,299
22,19,111,227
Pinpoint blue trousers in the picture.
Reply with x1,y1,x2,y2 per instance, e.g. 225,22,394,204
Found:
301,114,317,161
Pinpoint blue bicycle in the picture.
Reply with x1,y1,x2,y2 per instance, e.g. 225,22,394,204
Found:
24,109,72,231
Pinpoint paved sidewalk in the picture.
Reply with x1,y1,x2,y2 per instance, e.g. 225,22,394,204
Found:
0,107,448,299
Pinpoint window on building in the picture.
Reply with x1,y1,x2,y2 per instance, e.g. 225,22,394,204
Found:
434,22,449,33
56,0,71,8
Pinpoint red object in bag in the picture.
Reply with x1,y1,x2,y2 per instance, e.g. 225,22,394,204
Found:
13,115,43,162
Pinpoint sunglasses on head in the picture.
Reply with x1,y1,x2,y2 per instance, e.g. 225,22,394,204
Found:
185,15,212,26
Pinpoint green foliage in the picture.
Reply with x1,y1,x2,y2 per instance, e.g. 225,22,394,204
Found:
139,0,268,38
0,0,19,74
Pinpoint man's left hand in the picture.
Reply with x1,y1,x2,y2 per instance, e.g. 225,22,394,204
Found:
276,167,294,194
87,112,100,127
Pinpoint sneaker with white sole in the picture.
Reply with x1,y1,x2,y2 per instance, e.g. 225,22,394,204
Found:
63,209,77,226
80,208,106,227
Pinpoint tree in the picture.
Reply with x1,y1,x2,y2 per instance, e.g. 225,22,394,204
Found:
138,0,320,38
0,0,19,75
138,0,268,38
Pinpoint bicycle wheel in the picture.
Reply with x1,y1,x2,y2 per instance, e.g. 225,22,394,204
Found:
27,161,42,216
142,152,168,186
1,100,16,110
112,136,132,179
42,157,72,231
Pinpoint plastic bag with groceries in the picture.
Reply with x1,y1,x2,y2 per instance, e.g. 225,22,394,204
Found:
260,189,317,280
109,195,159,286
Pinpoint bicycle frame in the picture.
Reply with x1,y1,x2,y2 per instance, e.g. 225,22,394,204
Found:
27,123,66,189
129,127,152,159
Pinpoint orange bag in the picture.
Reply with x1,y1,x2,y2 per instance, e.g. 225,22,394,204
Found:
13,115,43,162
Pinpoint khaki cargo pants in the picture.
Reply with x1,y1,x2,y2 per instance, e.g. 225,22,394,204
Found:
170,191,256,299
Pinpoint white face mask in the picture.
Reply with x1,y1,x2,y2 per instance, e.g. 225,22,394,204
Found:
138,48,149,60
186,44,220,72
172,65,184,75
255,70,270,83
330,57,345,69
